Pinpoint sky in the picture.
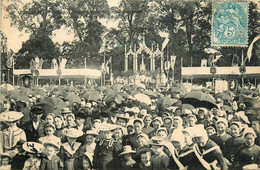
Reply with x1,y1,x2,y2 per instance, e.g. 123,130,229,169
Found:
1,0,121,52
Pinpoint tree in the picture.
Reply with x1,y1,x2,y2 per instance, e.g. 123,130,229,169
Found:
4,0,65,35
60,0,110,66
1,31,8,70
15,32,59,69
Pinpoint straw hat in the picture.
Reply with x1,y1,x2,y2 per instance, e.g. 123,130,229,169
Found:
117,113,130,121
22,142,44,153
242,164,258,169
136,133,149,141
119,145,136,156
83,152,93,166
61,107,72,114
62,128,83,138
96,123,118,132
85,129,99,136
0,153,11,159
43,141,60,151
149,136,165,146
0,111,24,122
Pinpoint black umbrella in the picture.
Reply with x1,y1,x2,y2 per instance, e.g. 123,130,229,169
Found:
181,91,217,109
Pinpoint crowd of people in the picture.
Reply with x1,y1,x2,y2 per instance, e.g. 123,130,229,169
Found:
0,82,260,170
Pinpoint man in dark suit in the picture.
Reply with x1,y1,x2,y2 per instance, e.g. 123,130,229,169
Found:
22,106,47,142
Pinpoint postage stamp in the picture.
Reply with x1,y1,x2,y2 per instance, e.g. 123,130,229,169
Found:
212,1,248,47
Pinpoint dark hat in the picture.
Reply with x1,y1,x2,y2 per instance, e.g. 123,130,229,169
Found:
110,107,120,115
75,110,86,119
100,111,110,118
136,147,152,156
16,140,26,147
31,106,44,114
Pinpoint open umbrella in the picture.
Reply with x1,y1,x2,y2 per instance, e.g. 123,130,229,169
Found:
215,92,233,101
81,90,101,101
143,90,158,98
221,105,233,113
65,93,81,104
1,83,14,91
181,91,217,109
134,93,151,105
157,96,178,107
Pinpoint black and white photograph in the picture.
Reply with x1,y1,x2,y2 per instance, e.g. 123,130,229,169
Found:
1,0,260,169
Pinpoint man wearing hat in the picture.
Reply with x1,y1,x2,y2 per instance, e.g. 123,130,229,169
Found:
107,107,119,124
192,125,228,170
23,106,47,142
0,111,26,157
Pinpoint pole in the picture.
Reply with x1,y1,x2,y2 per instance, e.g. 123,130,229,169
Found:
241,50,244,87
181,57,183,83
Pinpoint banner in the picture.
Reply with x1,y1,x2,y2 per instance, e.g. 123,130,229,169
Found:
247,35,260,62
60,58,67,69
170,55,176,70
201,59,207,67
162,37,169,50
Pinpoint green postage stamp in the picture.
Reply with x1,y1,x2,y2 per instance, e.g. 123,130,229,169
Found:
212,1,248,47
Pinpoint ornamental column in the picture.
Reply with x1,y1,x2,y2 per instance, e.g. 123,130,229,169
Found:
125,55,128,72
161,54,164,72
133,54,138,72
124,45,128,72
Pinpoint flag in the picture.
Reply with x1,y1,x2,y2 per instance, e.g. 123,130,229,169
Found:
170,55,176,69
162,37,169,50
38,59,44,69
105,57,112,67
60,58,67,69
6,50,14,68
247,35,260,62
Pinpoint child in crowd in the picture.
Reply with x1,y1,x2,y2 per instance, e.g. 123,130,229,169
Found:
150,136,170,170
45,113,55,124
137,148,152,170
81,130,98,156
39,123,61,147
65,114,77,128
60,128,83,170
74,152,93,170
40,142,63,170
113,127,124,143
0,153,11,170
119,145,137,169
22,142,44,170
206,126,216,136
53,115,65,141
93,123,122,169
136,133,150,150
157,127,168,139
11,140,30,170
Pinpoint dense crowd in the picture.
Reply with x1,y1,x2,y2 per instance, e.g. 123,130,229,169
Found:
0,83,260,170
